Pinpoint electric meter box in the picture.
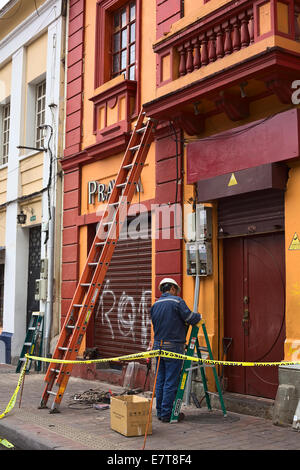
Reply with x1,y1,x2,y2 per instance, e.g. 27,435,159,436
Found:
187,206,213,242
35,278,48,301
196,206,213,240
40,258,48,279
186,241,213,276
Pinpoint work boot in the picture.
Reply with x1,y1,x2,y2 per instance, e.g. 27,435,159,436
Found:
161,412,185,423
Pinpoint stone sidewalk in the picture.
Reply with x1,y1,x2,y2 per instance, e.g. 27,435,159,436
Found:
0,364,299,451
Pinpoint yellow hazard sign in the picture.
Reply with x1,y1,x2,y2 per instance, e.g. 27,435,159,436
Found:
228,173,238,187
289,233,300,250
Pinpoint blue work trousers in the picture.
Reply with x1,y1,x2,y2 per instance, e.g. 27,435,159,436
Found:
154,341,184,420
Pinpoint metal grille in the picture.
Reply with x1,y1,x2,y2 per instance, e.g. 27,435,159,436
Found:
26,226,41,326
94,220,152,360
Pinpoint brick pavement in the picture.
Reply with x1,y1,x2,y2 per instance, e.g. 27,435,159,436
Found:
0,365,299,451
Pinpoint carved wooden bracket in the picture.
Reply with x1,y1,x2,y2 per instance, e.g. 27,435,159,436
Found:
172,111,205,135
265,78,293,104
214,91,250,121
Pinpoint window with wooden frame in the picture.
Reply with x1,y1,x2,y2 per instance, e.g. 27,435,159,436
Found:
35,80,46,149
0,102,10,166
95,0,141,88
112,2,136,80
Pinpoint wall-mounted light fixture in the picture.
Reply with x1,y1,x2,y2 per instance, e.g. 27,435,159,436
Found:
17,210,27,225
240,82,248,98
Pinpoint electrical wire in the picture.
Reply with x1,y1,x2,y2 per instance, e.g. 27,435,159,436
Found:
33,0,40,16
0,0,23,20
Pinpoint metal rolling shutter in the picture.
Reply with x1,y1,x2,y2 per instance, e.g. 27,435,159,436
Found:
94,222,152,361
217,189,285,238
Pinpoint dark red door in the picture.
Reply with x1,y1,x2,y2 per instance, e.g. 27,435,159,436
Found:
223,233,285,399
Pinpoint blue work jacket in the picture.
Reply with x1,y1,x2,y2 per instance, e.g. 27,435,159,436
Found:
150,292,201,343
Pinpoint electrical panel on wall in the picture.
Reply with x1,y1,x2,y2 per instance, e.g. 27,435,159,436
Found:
186,205,213,276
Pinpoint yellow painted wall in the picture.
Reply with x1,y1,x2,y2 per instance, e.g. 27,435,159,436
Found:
26,32,48,84
0,0,46,42
284,162,300,363
0,61,12,103
0,167,7,205
82,1,97,150
19,197,42,228
0,210,6,246
20,153,44,196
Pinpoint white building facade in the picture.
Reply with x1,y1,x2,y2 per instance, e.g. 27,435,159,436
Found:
0,0,66,363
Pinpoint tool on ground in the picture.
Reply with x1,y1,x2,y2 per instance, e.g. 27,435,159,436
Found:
142,340,162,450
143,358,151,391
16,312,44,373
39,109,157,413
170,321,227,423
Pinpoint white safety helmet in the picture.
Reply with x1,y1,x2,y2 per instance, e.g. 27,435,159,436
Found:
159,277,180,292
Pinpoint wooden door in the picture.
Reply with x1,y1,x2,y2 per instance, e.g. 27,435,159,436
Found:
223,232,285,399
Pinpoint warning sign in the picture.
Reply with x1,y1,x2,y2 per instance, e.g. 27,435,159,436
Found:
228,173,238,187
289,233,300,250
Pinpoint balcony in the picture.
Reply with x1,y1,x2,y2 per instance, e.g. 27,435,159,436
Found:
154,0,300,86
145,0,300,132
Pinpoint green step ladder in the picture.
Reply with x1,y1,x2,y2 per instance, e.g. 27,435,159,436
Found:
170,322,227,423
16,312,44,373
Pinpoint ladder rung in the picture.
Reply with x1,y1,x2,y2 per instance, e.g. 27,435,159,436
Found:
199,347,208,352
47,391,57,395
103,221,113,226
95,242,106,246
66,324,75,329
28,327,35,330
24,342,32,346
136,126,147,134
50,368,60,374
58,347,68,351
123,163,133,170
129,145,140,151
88,262,98,267
116,182,127,188
73,304,84,307
109,201,119,207
80,283,91,287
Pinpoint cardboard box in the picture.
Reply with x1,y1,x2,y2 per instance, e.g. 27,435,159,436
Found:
110,395,152,437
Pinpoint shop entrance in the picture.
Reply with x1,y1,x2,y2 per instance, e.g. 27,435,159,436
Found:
219,190,286,399
223,233,285,399
87,216,152,361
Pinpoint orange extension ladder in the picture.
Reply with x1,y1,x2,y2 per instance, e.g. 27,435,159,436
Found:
39,109,157,413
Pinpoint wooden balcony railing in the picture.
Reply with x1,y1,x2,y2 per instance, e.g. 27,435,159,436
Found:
154,0,300,86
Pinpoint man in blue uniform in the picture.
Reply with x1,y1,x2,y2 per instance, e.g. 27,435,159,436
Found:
150,278,202,423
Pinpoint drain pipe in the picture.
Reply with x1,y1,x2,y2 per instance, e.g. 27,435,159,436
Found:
43,205,55,364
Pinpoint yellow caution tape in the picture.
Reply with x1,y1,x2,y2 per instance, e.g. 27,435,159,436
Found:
1,349,300,422
159,350,300,366
24,350,300,367
0,438,14,449
24,350,160,364
0,357,29,420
